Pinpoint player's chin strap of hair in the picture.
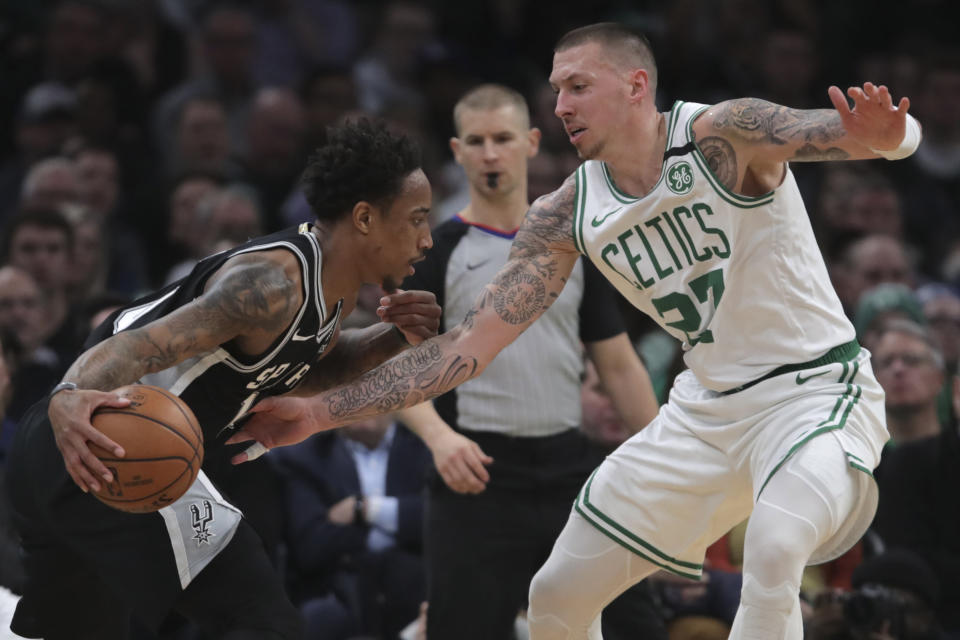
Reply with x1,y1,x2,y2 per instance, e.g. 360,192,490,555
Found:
870,113,921,160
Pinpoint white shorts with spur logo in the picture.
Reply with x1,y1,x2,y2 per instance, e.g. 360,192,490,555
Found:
158,471,244,589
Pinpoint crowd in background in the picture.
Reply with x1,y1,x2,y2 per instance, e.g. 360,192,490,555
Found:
0,0,957,639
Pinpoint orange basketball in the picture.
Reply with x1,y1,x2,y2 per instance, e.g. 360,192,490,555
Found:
89,384,204,513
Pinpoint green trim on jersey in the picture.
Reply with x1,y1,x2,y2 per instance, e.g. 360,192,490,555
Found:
757,361,864,496
573,165,588,256
686,105,776,209
600,101,685,204
575,468,704,579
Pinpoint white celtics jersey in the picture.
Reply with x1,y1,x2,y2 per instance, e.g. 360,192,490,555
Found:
572,101,854,392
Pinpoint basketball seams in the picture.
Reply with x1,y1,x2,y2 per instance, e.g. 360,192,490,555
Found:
94,409,202,459
146,385,204,443
94,457,198,506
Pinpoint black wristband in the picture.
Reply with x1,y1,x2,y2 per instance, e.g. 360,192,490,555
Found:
354,495,365,524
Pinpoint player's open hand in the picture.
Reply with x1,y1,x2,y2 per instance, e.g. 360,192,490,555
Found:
377,289,440,345
227,395,330,464
828,82,911,153
48,388,130,493
430,429,493,494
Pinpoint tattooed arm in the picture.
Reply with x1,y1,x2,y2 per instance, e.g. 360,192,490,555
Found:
691,83,915,194
51,250,301,492
228,176,583,459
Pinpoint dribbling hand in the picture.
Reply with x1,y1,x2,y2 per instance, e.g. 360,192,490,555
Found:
48,388,131,493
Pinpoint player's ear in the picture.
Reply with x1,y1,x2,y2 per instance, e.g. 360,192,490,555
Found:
352,201,374,235
449,136,463,163
527,127,542,158
628,68,652,102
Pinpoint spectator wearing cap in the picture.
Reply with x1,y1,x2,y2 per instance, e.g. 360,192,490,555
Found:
853,283,926,352
874,364,960,637
0,82,78,219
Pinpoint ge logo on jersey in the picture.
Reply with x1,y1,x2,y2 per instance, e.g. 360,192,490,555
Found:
667,161,694,195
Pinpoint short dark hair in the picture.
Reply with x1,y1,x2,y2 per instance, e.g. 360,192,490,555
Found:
554,22,658,90
300,119,421,223
1,209,74,263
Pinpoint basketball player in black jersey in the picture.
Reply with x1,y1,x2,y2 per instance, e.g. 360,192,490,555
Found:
5,119,438,640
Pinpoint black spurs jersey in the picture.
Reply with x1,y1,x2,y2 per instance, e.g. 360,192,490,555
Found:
87,224,343,444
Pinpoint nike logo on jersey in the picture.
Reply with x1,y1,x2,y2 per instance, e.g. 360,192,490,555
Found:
796,369,830,385
466,259,491,270
591,207,623,227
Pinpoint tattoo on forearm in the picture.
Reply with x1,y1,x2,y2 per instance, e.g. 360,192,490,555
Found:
696,136,738,189
493,267,546,325
325,340,478,418
790,143,850,161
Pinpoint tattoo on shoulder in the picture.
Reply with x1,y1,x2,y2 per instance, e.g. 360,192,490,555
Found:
696,136,738,190
712,98,849,161
201,261,297,333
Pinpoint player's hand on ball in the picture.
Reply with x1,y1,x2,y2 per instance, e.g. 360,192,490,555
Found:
377,289,440,345
227,395,326,464
431,430,493,494
48,388,130,493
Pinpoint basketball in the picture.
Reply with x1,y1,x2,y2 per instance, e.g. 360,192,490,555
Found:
89,384,204,513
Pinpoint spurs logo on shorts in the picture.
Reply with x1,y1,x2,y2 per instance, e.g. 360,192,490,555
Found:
190,499,215,546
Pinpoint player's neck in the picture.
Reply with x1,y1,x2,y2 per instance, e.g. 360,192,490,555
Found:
603,110,666,199
460,188,528,231
313,223,362,311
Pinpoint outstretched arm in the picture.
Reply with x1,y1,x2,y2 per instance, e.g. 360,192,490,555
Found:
229,175,583,459
692,82,918,193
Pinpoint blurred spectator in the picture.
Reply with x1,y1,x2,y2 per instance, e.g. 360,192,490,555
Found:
66,142,147,295
580,359,634,451
1,208,82,363
19,155,82,213
918,284,960,427
853,283,925,352
0,266,61,422
353,1,436,115
835,235,915,316
166,94,234,179
0,330,26,637
236,87,306,232
156,171,223,284
0,82,78,217
809,550,946,640
164,182,262,284
59,203,107,303
154,2,259,157
251,0,359,87
894,51,960,279
300,65,358,150
874,372,960,637
272,413,432,640
757,26,820,109
872,319,944,444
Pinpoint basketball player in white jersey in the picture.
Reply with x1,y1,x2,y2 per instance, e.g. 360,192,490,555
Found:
232,23,921,640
